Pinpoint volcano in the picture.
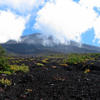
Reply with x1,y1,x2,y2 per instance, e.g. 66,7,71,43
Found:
1,33,100,55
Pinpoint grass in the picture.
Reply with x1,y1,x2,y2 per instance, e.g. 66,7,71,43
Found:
0,71,12,75
10,64,29,73
0,57,10,71
41,58,48,63
84,69,91,74
0,78,12,86
36,63,44,67
0,46,29,75
67,54,94,64
0,63,29,75
1,53,100,75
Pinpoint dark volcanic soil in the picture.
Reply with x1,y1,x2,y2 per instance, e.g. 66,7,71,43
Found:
0,56,100,100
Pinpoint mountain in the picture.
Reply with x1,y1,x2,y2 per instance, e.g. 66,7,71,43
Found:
1,33,100,55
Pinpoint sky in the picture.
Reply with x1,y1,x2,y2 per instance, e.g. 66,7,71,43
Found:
0,0,100,46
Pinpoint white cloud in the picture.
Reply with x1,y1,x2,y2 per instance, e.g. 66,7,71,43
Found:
79,0,100,9
0,0,45,43
0,10,29,43
34,0,100,44
0,0,44,13
93,17,100,43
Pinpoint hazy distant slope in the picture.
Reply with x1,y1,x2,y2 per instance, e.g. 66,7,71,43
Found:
1,33,100,55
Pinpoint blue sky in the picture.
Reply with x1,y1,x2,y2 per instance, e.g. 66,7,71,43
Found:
0,0,100,46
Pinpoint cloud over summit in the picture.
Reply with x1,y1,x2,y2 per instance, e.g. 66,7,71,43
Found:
34,0,100,44
0,0,100,45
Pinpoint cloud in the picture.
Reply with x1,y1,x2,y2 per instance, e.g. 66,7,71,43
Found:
0,0,44,13
34,0,100,44
0,0,45,43
93,17,100,42
79,0,100,9
0,10,29,43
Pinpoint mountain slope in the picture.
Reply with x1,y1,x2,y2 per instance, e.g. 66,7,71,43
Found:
1,33,100,55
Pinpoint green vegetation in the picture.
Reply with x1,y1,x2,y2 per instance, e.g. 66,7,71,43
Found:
84,69,90,74
0,46,29,75
0,45,10,71
0,71,12,75
0,57,10,71
10,64,29,73
0,78,12,86
41,58,48,63
0,45,100,76
67,54,93,64
36,63,44,66
0,45,6,57
0,64,29,75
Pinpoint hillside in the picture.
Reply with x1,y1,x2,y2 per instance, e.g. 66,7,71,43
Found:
1,33,100,55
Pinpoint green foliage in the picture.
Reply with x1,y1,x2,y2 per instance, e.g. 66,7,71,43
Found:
0,78,12,86
0,71,12,75
84,69,90,74
0,57,10,71
0,45,10,71
88,53,100,59
0,46,29,74
36,63,44,66
0,45,6,57
67,54,92,64
0,64,29,75
62,59,67,64
41,58,48,63
10,64,29,73
45,54,66,58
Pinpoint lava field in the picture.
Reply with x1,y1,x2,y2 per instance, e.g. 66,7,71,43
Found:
0,54,100,100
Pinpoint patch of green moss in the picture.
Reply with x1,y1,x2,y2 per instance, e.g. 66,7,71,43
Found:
36,63,44,67
67,54,92,64
0,78,12,86
10,64,29,73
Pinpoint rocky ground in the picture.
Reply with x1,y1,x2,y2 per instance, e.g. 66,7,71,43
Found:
0,55,100,100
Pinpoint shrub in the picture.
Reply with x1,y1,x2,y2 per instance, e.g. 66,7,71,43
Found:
42,58,48,63
0,57,10,71
0,71,12,75
84,69,90,74
0,45,6,57
36,63,44,67
10,64,29,73
67,54,91,64
0,45,10,71
0,78,12,86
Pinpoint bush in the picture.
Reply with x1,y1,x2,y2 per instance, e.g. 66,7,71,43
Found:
84,69,90,74
0,45,10,71
36,63,44,67
42,58,48,63
0,45,6,57
10,64,29,73
0,57,10,71
0,71,12,75
67,54,91,64
0,78,12,86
